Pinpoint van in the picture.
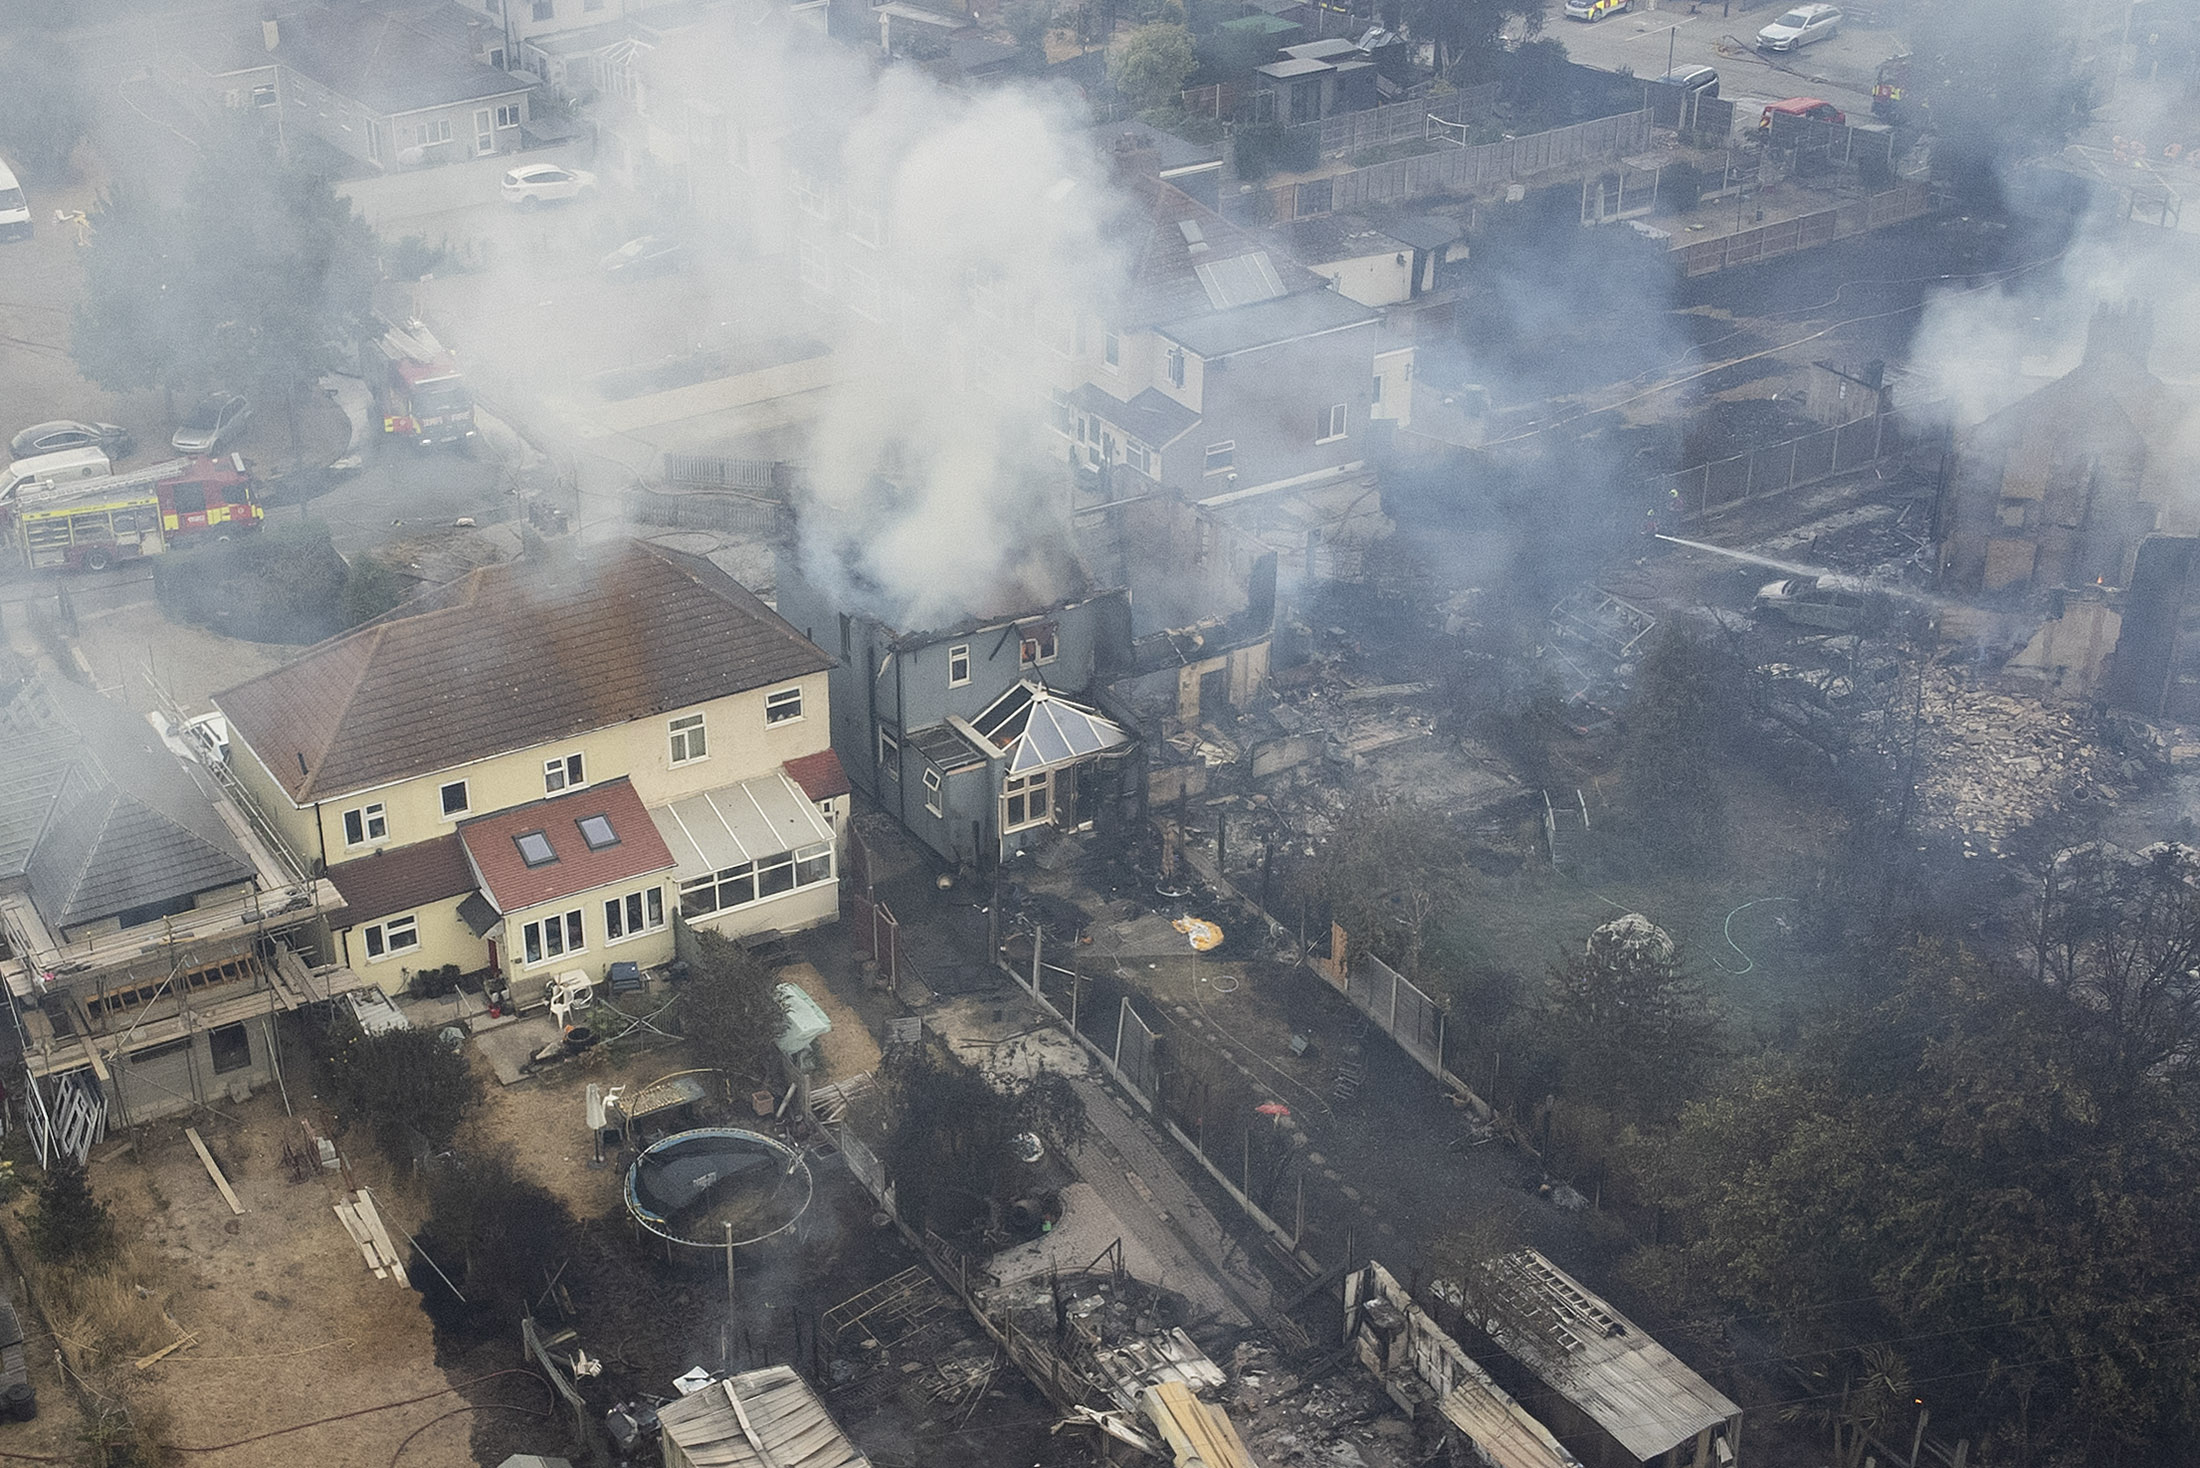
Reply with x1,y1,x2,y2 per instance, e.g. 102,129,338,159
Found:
0,159,28,243
0,447,112,506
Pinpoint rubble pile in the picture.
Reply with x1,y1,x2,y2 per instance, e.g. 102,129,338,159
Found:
1225,1342,1426,1468
1906,669,2138,849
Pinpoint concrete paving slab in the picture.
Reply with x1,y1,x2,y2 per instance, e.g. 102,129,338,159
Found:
474,1012,560,1085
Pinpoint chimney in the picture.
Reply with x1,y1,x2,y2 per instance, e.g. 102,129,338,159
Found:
262,16,279,50
2083,299,2155,372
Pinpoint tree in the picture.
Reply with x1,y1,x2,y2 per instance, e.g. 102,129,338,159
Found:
1005,0,1056,71
679,928,791,1084
1545,914,1717,1118
0,34,88,182
878,1043,1087,1236
1296,794,1463,981
416,1149,578,1335
314,1008,483,1163
1396,0,1544,81
1619,625,1734,870
26,1154,115,1267
71,185,195,413
1110,23,1197,111
341,552,411,627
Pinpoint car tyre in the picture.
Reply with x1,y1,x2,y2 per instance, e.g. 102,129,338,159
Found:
83,547,111,572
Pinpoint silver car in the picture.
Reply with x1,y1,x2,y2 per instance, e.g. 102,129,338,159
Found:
171,392,252,454
1757,3,1840,51
10,420,134,460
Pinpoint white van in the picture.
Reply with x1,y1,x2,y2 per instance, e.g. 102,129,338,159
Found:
0,159,27,243
0,447,112,505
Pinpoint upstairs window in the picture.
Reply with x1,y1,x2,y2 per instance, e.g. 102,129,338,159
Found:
577,814,619,850
765,687,804,724
440,779,470,817
343,802,388,847
1203,441,1235,474
948,644,970,687
545,752,584,793
1317,403,1347,443
669,713,707,764
1019,622,1058,666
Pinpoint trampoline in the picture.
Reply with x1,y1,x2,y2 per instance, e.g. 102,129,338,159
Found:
625,1127,814,1252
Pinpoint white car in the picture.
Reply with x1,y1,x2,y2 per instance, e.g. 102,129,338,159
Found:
501,163,596,208
1757,3,1840,51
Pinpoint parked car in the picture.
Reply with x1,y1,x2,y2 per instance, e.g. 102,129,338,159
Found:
1756,574,1868,630
10,421,134,460
1657,66,1720,97
1563,0,1634,18
502,164,596,208
170,392,252,454
1757,3,1841,51
600,235,690,280
1761,97,1847,128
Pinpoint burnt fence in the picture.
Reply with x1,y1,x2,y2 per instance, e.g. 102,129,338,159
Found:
1663,402,1949,522
1267,109,1653,220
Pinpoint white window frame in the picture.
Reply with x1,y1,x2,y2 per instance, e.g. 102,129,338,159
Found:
439,779,470,818
669,712,707,764
495,102,522,128
1203,441,1236,474
1125,440,1152,476
522,908,585,966
948,644,971,687
342,801,388,847
545,752,584,793
362,913,420,961
1317,403,1347,443
923,766,943,817
845,267,882,321
1167,346,1185,389
419,117,454,146
1003,770,1051,831
797,241,832,294
1019,622,1058,666
878,726,900,776
793,841,834,888
1102,328,1121,372
765,686,804,725
846,204,883,247
790,171,828,219
604,886,666,944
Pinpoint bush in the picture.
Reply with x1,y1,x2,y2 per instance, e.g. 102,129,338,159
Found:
678,927,789,1085
27,1155,115,1267
341,552,410,626
415,1149,577,1337
313,1006,481,1163
1654,160,1703,216
383,233,453,281
0,36,88,183
154,520,350,644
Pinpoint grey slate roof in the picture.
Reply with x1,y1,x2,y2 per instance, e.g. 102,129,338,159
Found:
217,540,833,806
1070,384,1202,450
1156,288,1378,359
0,678,255,932
268,2,534,116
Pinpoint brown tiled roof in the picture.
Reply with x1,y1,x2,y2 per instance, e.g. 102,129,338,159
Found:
782,750,850,801
458,777,676,913
216,541,832,805
325,834,476,926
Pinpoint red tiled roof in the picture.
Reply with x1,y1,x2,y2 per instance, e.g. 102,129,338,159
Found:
457,777,676,914
217,540,832,804
782,749,850,802
325,834,476,924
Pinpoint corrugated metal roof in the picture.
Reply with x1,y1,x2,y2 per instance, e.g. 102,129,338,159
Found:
658,1366,869,1468
217,541,832,806
1142,1381,1258,1468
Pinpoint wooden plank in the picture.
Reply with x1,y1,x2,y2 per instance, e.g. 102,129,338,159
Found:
333,1203,387,1278
354,1189,410,1287
184,1128,243,1215
134,1332,197,1370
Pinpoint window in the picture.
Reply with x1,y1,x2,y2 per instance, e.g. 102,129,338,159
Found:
923,766,943,816
1167,347,1185,389
584,0,603,9
531,0,552,18
797,241,832,293
1372,374,1383,403
514,830,557,867
794,842,833,887
496,103,522,128
1204,441,1236,474
756,850,796,899
669,713,707,763
418,118,453,146
1047,389,1073,437
948,645,970,687
522,909,584,965
1317,403,1347,443
604,887,666,942
765,686,804,724
342,802,388,847
790,171,827,218
1102,329,1120,371
846,205,883,247
363,913,420,961
577,813,618,850
878,726,900,776
1019,622,1058,666
545,752,584,793
440,779,469,817
209,1022,252,1074
171,484,207,516
1004,770,1051,831
1125,441,1152,476
846,268,882,321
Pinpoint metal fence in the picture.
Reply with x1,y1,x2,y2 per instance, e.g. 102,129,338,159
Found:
1113,997,1162,1104
1269,110,1653,220
1662,404,1947,523
1283,87,1479,161
1323,950,1454,1088
624,485,792,538
659,454,800,493
1671,184,1936,277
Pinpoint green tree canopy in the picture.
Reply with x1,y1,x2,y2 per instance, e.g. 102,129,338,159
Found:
1620,625,1736,870
0,33,89,182
1545,914,1718,1118
27,1154,115,1267
1394,0,1544,81
1111,23,1197,111
679,927,791,1085
314,1007,483,1163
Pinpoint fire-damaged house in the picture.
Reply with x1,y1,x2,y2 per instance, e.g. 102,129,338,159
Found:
773,559,1142,869
1936,303,2200,712
0,672,349,1145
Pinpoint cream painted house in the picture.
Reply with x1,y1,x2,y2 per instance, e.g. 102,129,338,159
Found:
217,541,844,995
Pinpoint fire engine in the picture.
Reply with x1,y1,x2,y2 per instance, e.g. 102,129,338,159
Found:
10,454,261,572
365,314,477,449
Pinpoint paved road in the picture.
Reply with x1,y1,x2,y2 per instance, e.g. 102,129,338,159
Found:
1539,3,1901,125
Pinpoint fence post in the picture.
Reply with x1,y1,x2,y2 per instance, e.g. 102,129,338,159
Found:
1030,925,1043,999
1831,415,1842,471
1788,437,1800,495
1390,970,1399,1032
1114,997,1128,1071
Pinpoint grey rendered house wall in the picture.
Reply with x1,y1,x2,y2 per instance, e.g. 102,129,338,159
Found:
105,1019,268,1123
1178,320,1380,495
